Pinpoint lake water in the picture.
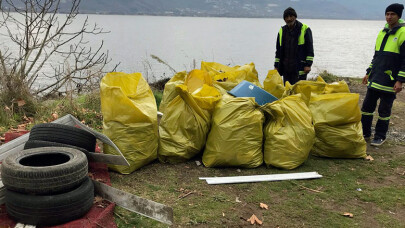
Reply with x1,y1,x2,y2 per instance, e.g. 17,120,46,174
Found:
2,14,385,84
96,15,382,83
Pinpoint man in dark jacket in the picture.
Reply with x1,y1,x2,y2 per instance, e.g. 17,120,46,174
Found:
361,3,405,146
274,7,314,85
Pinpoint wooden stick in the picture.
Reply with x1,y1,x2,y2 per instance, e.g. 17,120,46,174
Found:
299,185,324,193
178,191,194,200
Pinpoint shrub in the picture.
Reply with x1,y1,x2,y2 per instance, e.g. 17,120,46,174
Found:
318,70,339,83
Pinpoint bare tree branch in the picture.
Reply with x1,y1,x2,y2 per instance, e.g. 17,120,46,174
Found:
0,0,115,99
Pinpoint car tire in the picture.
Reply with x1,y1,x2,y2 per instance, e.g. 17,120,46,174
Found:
24,140,90,155
5,176,94,226
29,123,96,152
1,147,88,194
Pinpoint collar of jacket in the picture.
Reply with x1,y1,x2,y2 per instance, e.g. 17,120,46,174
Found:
283,20,303,30
384,18,405,34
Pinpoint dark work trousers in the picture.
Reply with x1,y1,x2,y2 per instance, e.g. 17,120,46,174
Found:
361,88,396,140
282,70,299,85
281,26,299,85
282,71,307,85
298,74,308,81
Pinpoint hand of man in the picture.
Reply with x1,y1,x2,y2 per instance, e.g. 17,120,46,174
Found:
393,81,403,93
304,66,311,74
362,75,369,85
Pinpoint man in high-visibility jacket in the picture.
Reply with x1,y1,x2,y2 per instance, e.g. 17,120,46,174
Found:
274,7,314,85
362,3,405,146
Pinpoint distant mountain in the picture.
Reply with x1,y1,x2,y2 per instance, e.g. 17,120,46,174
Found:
25,0,403,20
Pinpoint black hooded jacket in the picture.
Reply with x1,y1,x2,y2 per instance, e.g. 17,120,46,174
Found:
274,20,314,76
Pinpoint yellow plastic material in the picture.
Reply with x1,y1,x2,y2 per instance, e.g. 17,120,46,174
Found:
263,70,285,99
262,94,315,169
324,81,350,94
309,93,367,158
100,72,158,174
310,93,361,126
201,61,262,93
159,71,187,113
291,79,325,95
287,76,350,96
158,70,221,163
202,94,264,168
184,69,213,92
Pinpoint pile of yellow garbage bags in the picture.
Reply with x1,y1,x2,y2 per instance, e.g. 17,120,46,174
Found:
99,62,366,174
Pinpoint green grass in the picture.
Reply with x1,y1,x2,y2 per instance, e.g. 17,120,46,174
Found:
153,90,163,109
318,70,340,82
317,70,363,85
111,145,405,227
375,213,403,228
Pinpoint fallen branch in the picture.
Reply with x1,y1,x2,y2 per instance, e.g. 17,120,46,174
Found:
290,181,324,193
177,191,194,200
299,185,324,193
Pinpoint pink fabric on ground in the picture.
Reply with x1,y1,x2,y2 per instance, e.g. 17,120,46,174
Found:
4,131,29,143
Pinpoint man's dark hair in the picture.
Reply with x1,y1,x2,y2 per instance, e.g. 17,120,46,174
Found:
283,7,297,19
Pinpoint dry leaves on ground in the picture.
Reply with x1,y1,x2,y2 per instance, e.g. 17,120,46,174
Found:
365,155,374,161
51,113,58,121
94,196,109,208
247,214,263,225
259,203,268,210
342,212,354,218
17,99,26,107
17,124,27,131
94,196,103,204
23,115,34,123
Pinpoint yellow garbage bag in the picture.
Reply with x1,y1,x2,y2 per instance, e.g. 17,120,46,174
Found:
184,69,213,92
316,76,351,94
202,94,264,168
309,93,366,158
100,72,158,174
287,76,350,96
159,71,187,113
200,61,236,75
201,61,262,93
263,70,285,99
158,80,221,163
310,93,361,126
287,77,326,96
324,81,350,94
262,94,315,169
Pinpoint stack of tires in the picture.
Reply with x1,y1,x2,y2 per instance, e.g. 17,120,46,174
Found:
25,123,97,156
0,123,97,226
